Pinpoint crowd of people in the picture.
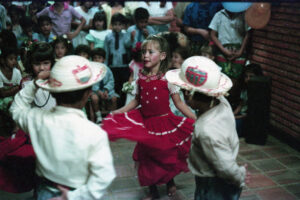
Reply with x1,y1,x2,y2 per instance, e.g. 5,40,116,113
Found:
0,1,261,200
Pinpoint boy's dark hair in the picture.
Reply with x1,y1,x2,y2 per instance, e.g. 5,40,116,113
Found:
93,11,107,30
245,63,263,76
134,7,149,21
111,13,125,25
51,86,92,105
37,15,52,26
20,16,33,31
1,47,18,59
74,44,91,57
51,36,73,55
91,48,106,59
0,30,17,49
25,42,54,76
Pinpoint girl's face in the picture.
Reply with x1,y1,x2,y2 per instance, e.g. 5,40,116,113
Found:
245,71,255,84
5,54,17,69
55,42,67,59
32,60,51,76
142,42,165,71
94,20,104,30
172,52,184,69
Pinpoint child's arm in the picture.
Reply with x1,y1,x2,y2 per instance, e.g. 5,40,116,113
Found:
112,98,139,114
66,17,86,40
210,30,234,60
0,85,20,98
233,31,250,59
171,93,196,120
184,26,209,40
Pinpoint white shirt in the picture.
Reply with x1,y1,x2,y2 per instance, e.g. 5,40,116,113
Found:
209,9,251,45
10,81,116,200
188,96,246,188
0,68,22,88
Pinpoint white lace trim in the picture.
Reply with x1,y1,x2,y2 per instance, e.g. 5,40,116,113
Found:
148,117,186,135
176,135,192,146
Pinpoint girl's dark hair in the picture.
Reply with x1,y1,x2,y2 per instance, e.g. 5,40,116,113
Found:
25,42,54,76
51,35,73,55
74,44,91,57
173,47,190,60
0,30,17,49
91,48,106,59
93,11,107,30
51,86,92,105
1,47,18,59
141,35,170,76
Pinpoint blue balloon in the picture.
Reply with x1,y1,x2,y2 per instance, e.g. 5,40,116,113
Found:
222,2,252,13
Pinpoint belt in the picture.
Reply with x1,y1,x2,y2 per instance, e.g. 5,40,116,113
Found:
36,176,75,191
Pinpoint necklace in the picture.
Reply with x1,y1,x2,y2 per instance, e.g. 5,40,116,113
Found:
33,91,51,108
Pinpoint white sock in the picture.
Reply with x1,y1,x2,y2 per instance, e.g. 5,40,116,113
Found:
95,111,102,117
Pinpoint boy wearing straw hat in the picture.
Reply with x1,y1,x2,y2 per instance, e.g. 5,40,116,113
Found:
10,55,116,200
166,56,250,200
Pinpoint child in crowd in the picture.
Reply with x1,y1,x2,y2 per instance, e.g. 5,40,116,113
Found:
104,13,130,107
52,35,73,61
10,55,116,200
234,63,263,137
125,7,156,49
209,7,251,109
166,56,251,200
90,48,119,123
169,46,192,117
33,15,56,43
122,42,143,105
201,42,216,60
86,11,111,49
74,44,91,60
21,42,56,110
18,16,34,48
102,35,196,199
0,48,21,121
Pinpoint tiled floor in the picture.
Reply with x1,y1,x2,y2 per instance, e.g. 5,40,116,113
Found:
1,135,300,200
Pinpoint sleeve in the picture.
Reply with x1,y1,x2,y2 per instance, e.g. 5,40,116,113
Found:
148,26,156,35
36,7,49,18
9,81,38,132
103,67,114,92
200,135,246,187
85,33,95,43
70,6,82,20
168,82,180,94
208,11,220,31
104,35,110,66
67,131,116,200
124,26,133,48
182,4,192,26
165,2,174,11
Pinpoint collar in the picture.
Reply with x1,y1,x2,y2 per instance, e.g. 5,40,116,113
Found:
52,106,87,119
50,2,69,12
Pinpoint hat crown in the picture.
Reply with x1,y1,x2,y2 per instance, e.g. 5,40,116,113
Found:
181,56,221,90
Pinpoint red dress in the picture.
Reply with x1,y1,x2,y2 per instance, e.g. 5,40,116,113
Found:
102,73,194,186
0,130,36,193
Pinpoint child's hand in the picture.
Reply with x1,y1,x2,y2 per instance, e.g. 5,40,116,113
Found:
131,30,136,41
103,90,109,99
34,71,51,87
244,164,251,185
142,28,149,37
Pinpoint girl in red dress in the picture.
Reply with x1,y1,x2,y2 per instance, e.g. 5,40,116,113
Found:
102,35,196,199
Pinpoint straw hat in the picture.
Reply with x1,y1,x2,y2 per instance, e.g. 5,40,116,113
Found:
36,55,107,93
166,56,232,97
245,3,271,29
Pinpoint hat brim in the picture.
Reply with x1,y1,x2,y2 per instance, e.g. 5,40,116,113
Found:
36,62,107,93
166,69,232,97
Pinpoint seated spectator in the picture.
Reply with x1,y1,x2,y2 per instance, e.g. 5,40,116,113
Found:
33,15,56,43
